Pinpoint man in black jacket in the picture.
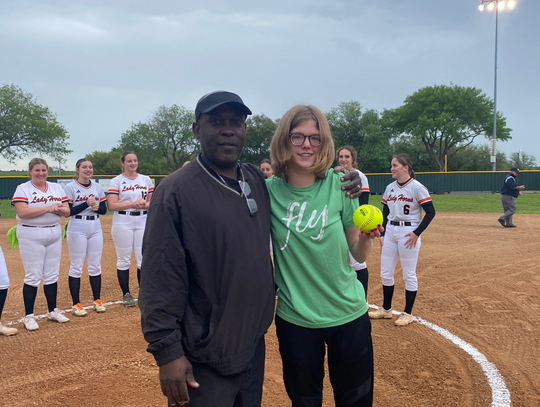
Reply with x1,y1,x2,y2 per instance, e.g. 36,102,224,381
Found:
139,91,364,406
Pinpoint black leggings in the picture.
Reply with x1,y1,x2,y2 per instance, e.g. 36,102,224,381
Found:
275,313,374,407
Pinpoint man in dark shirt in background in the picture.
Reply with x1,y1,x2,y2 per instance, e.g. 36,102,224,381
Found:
498,167,525,228
139,91,364,406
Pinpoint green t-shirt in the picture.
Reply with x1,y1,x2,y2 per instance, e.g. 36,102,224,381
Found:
266,169,368,329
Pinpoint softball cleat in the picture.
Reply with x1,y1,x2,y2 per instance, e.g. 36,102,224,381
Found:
0,322,18,336
47,309,70,323
72,303,88,317
23,314,39,331
122,293,136,307
394,312,413,326
368,307,393,319
94,299,106,313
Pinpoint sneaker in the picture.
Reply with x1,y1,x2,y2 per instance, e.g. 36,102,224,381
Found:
122,293,136,307
94,299,106,313
368,306,393,319
0,322,18,336
23,314,39,331
72,303,87,317
47,308,70,323
394,312,414,326
507,224,517,228
497,218,506,227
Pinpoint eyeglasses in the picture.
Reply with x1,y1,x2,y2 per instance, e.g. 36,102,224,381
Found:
238,180,258,216
288,133,322,147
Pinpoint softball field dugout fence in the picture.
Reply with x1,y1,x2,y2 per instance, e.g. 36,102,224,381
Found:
0,171,539,200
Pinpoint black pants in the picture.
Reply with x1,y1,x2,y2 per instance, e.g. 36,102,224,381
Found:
175,336,266,407
275,313,373,407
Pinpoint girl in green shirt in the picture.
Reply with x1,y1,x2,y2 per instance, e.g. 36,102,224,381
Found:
267,105,382,407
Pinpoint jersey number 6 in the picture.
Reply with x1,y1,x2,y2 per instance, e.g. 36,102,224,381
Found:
403,205,410,215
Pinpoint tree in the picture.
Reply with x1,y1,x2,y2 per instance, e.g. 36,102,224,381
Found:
509,151,537,170
240,114,277,166
85,149,123,175
0,84,72,162
391,138,510,172
118,122,171,174
354,108,394,172
448,144,509,171
391,135,436,172
120,105,198,173
384,84,511,172
326,101,392,173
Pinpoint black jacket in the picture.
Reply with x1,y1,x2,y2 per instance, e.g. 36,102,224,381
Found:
139,157,275,375
501,173,520,197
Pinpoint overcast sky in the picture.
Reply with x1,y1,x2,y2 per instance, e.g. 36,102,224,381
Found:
1,0,538,171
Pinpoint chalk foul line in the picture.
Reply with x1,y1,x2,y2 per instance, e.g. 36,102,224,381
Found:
368,305,511,407
3,301,510,406
4,299,135,324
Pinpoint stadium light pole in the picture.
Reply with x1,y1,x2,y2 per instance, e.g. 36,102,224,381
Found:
478,0,516,171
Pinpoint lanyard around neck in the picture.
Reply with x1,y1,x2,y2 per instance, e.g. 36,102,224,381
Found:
198,154,244,185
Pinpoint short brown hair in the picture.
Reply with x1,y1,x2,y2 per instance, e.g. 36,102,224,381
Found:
336,145,358,169
270,105,335,180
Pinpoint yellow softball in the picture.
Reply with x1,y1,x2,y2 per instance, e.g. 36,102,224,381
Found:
353,205,383,233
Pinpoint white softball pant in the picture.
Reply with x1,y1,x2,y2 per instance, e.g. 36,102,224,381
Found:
344,232,367,270
16,224,62,287
67,218,103,278
0,245,9,290
349,252,367,271
380,224,421,291
111,213,147,270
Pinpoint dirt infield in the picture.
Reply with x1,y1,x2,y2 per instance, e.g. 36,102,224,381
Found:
0,213,539,407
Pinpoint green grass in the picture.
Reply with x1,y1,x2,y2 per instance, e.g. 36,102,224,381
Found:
0,171,76,176
0,200,16,219
368,193,540,214
0,200,115,218
1,193,538,219
431,193,540,213
0,171,28,176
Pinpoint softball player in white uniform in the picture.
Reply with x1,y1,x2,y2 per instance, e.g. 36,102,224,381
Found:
0,242,18,336
338,145,371,298
107,152,153,307
65,159,108,316
369,153,435,326
12,158,71,331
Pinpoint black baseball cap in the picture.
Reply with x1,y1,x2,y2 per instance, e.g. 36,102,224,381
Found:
510,167,520,173
195,91,252,120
